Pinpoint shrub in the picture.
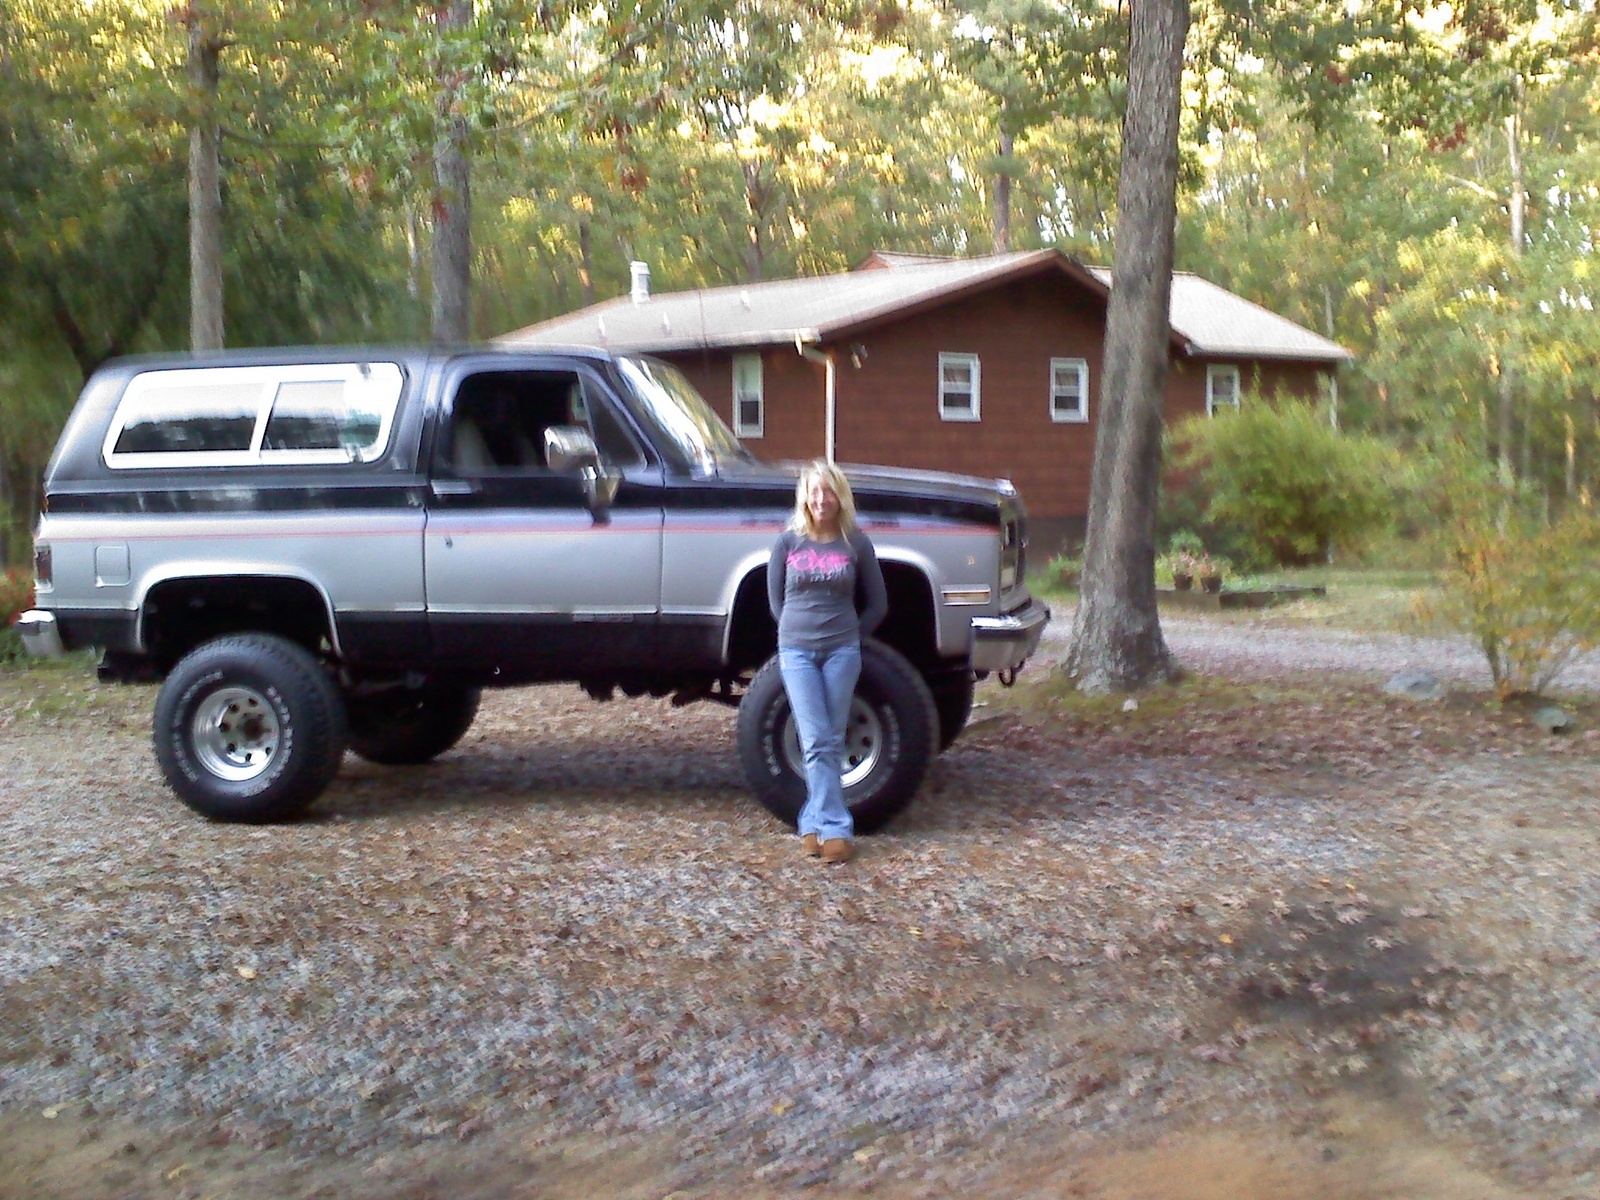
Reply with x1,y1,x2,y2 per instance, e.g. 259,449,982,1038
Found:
1036,553,1083,592
1156,544,1233,588
1166,529,1205,557
0,568,34,665
1170,398,1400,567
1424,458,1600,699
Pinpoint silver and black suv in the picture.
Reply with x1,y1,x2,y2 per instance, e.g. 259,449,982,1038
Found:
18,346,1048,829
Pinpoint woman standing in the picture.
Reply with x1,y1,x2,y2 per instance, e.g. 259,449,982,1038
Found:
767,460,888,863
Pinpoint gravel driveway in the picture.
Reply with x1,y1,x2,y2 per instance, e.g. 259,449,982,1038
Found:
1041,607,1600,694
3,616,1599,1200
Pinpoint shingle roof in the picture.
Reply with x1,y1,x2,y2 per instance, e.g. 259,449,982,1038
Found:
1083,267,1351,362
495,250,1351,363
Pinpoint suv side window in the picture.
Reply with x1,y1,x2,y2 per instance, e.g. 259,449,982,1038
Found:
445,370,644,473
104,363,404,468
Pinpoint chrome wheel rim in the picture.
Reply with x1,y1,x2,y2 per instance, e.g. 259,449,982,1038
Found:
781,696,883,791
191,686,280,782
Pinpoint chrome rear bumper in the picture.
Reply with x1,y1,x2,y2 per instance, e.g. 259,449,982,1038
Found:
970,599,1050,674
15,610,64,658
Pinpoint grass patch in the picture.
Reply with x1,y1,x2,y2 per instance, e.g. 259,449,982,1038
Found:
1228,566,1439,633
980,660,1358,731
0,652,148,725
1040,568,1440,635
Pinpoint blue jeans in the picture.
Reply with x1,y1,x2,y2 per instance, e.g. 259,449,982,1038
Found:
778,642,862,842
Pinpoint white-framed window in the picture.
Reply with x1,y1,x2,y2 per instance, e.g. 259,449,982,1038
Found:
1206,364,1241,415
103,362,405,469
938,352,981,421
732,352,764,438
1049,357,1089,423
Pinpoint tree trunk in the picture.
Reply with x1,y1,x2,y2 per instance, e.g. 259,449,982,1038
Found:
0,451,10,566
1565,411,1576,500
578,217,596,307
743,161,766,283
187,19,224,352
1497,99,1524,483
1065,0,1190,695
430,0,473,343
992,127,1014,253
405,203,421,300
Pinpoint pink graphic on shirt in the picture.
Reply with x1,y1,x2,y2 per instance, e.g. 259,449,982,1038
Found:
788,547,851,580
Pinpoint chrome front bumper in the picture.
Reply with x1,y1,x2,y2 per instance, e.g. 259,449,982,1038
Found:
15,610,64,658
970,599,1050,674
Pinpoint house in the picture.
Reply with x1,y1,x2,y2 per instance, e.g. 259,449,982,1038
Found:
495,249,1351,552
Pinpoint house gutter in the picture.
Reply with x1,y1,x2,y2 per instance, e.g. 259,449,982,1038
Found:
794,334,836,463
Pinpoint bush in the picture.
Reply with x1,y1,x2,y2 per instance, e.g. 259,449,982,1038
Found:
1156,538,1233,588
1035,553,1083,592
0,568,35,665
1166,529,1205,557
1424,457,1600,699
1170,398,1400,567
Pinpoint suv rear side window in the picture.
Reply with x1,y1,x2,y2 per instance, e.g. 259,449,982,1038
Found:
104,363,404,468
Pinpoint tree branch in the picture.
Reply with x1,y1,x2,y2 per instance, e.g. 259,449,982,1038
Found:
220,125,340,152
1442,173,1502,203
42,276,95,381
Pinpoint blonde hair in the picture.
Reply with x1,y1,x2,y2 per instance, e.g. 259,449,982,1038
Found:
788,458,858,539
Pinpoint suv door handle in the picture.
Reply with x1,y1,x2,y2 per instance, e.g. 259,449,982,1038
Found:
430,479,475,497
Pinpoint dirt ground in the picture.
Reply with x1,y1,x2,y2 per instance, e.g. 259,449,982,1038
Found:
3,623,1599,1200
0,1095,1556,1200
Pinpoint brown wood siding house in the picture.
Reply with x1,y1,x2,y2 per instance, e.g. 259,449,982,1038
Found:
497,250,1351,553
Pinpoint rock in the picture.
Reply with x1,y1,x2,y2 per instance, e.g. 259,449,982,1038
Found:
1532,706,1572,734
1383,669,1444,701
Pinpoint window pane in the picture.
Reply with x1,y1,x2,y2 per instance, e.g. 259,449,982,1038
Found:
739,398,762,428
941,390,974,413
1050,360,1085,419
734,354,761,393
942,362,972,387
263,380,383,454
1210,367,1239,409
113,382,261,454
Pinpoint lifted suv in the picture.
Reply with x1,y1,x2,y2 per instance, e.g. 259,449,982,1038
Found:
18,346,1048,828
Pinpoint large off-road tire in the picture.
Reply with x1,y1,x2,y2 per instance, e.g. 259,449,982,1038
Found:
346,684,480,766
736,639,939,835
930,669,977,751
153,633,346,823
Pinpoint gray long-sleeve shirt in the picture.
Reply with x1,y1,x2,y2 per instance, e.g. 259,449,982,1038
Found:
767,528,889,652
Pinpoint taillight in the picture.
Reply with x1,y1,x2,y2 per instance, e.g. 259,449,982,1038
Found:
34,544,52,588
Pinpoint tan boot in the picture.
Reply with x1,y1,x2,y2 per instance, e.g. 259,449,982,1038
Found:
821,838,854,864
801,833,822,857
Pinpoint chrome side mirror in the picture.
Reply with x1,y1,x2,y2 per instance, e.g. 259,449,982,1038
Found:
544,425,621,515
543,425,599,473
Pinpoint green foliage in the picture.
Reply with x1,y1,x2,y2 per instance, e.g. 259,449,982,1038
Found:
1156,543,1231,588
1171,396,1400,567
1035,552,1082,592
1425,455,1600,699
0,568,34,664
1166,529,1205,557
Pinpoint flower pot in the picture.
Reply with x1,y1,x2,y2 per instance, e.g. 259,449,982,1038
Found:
1172,572,1193,591
1200,574,1222,594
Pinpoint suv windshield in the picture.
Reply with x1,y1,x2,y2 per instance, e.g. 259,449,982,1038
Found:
616,356,751,474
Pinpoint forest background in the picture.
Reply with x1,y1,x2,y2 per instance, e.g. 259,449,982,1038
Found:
1,0,1597,568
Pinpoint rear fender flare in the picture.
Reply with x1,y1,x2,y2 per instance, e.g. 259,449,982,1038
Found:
134,565,342,657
